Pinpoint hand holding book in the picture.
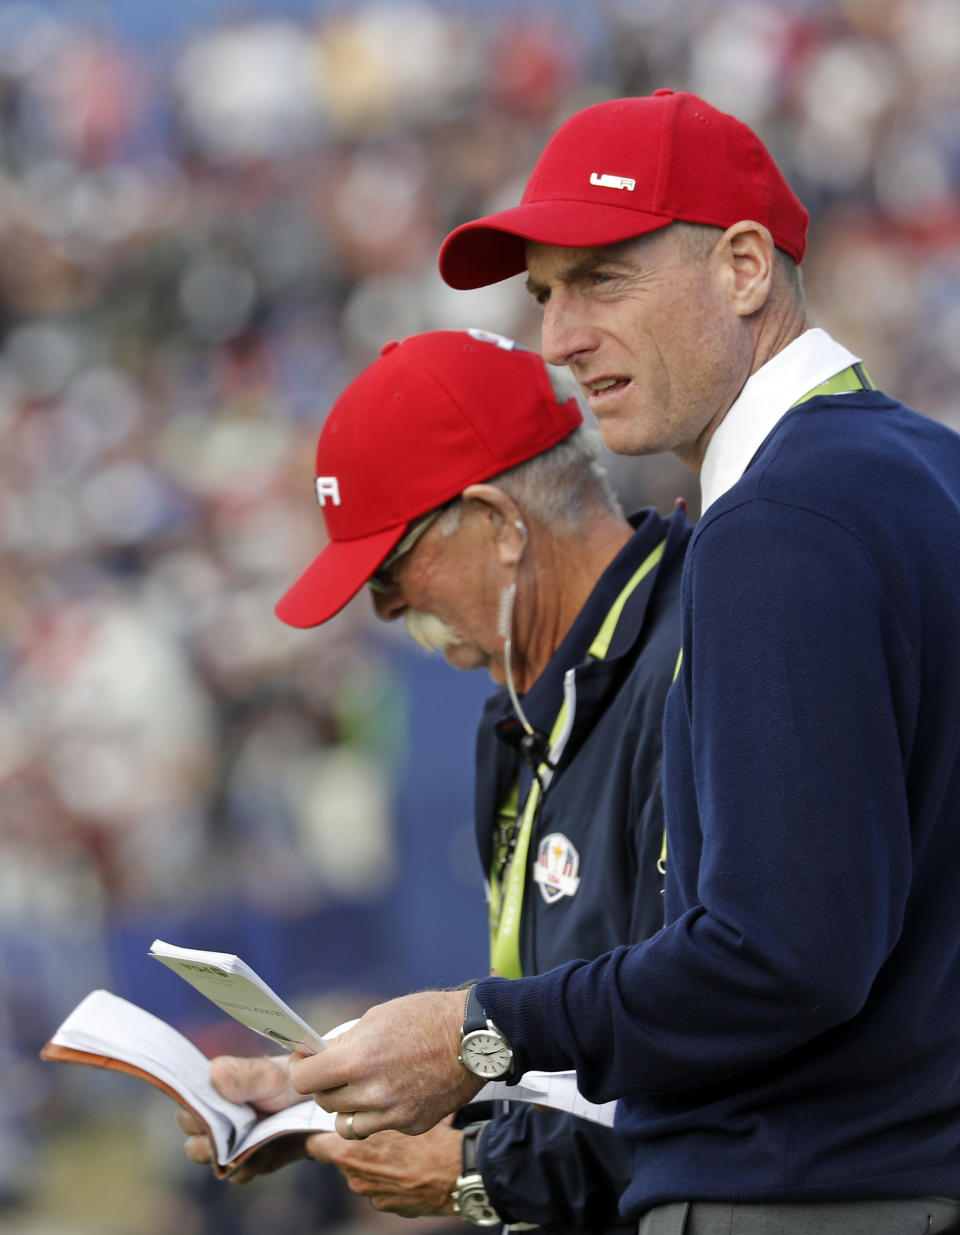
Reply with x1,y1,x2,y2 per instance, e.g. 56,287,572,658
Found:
41,940,616,1180
40,989,337,1177
176,1053,311,1182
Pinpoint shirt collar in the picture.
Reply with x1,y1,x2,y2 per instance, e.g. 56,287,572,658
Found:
699,327,861,514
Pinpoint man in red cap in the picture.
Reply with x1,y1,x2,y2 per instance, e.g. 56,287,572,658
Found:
286,93,960,1234
177,327,689,1235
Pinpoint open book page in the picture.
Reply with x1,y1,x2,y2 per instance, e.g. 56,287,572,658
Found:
41,990,335,1175
235,1094,335,1144
42,990,261,1168
148,940,326,1055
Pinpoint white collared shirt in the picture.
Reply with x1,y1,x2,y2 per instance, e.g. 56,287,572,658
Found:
699,327,862,514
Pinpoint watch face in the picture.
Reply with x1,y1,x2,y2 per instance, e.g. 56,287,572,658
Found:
460,1029,513,1078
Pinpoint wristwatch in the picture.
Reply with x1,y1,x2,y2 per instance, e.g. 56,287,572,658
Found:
452,1122,500,1227
459,983,514,1080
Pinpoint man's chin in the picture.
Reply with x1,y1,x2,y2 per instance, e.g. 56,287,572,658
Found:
443,644,488,674
484,661,507,687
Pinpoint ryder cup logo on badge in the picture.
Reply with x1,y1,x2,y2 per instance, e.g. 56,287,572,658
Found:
315,477,341,506
533,833,581,903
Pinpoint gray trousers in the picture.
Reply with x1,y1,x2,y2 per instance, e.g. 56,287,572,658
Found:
637,1197,960,1234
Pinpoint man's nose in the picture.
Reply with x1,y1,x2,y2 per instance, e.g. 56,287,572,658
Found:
540,296,599,368
370,581,407,621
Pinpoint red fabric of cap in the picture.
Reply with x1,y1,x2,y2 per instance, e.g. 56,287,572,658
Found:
275,330,582,628
439,90,809,290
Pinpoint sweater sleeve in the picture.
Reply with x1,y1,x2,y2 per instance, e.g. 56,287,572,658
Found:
479,497,917,1100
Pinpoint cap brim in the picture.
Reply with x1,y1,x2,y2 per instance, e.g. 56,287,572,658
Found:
438,199,674,290
275,523,405,629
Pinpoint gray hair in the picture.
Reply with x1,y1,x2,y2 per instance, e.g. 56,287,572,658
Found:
438,422,622,538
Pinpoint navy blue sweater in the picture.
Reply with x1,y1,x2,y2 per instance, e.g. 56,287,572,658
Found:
477,390,960,1215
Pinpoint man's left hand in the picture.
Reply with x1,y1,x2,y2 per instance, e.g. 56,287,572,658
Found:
288,989,484,1137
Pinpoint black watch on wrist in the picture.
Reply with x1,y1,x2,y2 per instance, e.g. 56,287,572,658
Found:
459,983,513,1081
452,1121,500,1227
459,983,514,1080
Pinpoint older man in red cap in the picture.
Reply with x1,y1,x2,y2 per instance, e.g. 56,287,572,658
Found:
178,327,689,1235
286,93,960,1235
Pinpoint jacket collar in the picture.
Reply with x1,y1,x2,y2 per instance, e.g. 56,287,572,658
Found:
474,503,688,868
492,503,685,760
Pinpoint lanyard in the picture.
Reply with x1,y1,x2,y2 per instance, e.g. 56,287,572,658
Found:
488,538,666,979
791,361,873,406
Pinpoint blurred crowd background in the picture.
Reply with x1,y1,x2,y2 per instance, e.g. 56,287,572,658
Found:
0,0,957,1231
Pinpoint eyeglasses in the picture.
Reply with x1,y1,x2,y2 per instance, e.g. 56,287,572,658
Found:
369,501,457,594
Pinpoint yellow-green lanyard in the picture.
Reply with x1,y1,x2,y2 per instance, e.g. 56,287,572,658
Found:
657,362,875,878
791,362,874,406
488,538,666,978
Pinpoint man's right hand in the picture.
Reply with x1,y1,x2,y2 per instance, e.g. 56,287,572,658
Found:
305,1117,463,1216
176,1054,305,1183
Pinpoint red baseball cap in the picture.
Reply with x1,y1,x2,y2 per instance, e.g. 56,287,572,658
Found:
275,329,582,628
439,90,809,290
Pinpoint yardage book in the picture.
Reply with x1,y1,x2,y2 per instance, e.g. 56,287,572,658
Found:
41,989,336,1177
147,938,327,1055
41,941,616,1177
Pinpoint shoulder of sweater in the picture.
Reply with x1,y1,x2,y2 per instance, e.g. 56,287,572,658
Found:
697,391,952,536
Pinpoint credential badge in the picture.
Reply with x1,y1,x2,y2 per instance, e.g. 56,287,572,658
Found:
533,833,581,903
315,477,341,506
589,172,636,192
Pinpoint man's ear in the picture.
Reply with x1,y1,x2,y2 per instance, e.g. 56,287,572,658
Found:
461,484,527,567
718,221,775,317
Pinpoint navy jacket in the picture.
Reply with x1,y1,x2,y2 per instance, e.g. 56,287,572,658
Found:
477,390,960,1216
472,505,689,1232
